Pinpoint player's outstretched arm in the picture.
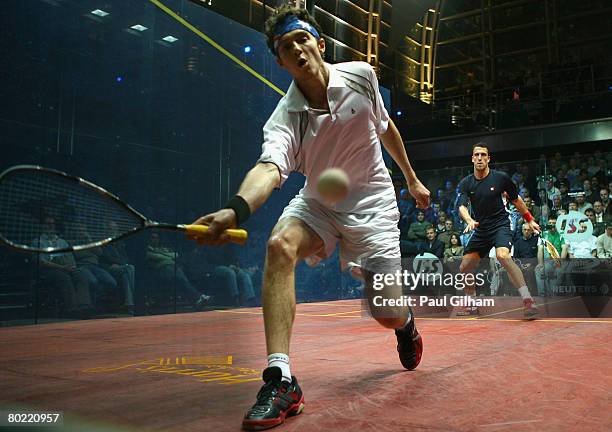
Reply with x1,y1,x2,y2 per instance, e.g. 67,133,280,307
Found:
379,119,430,208
191,162,280,245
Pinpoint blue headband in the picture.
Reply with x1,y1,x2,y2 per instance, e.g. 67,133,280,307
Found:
273,15,320,54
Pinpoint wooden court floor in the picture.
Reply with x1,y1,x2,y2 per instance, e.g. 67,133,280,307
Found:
0,299,610,431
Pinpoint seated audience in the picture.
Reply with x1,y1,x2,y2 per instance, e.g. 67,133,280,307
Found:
437,220,459,249
400,210,432,256
550,195,564,217
435,211,447,234
32,216,93,318
599,188,610,212
535,216,568,296
582,180,596,203
596,222,612,258
443,233,463,264
575,193,592,214
205,245,257,307
514,223,539,259
584,208,606,237
567,223,598,258
592,201,605,223
101,221,136,313
418,227,445,259
404,210,432,243
145,232,210,310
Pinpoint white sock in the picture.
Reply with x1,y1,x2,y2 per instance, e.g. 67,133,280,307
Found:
517,286,532,300
267,353,291,383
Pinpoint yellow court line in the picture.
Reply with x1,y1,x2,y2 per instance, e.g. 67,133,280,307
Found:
213,309,362,318
314,309,364,317
298,302,364,308
299,313,362,318
417,317,612,324
213,309,611,323
149,0,285,96
476,296,583,319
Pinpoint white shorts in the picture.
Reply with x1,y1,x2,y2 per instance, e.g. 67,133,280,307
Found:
279,195,401,278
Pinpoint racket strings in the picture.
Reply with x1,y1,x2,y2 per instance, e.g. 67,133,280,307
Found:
0,169,142,250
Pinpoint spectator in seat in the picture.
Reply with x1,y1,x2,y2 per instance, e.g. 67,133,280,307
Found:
404,210,432,243
576,193,592,214
145,232,211,310
535,216,568,296
593,200,605,223
443,233,463,265
71,223,119,310
435,211,447,234
585,208,605,237
550,195,564,217
596,221,612,258
582,180,595,203
437,219,459,248
101,221,136,314
558,182,571,207
418,227,445,259
599,188,610,213
32,216,93,318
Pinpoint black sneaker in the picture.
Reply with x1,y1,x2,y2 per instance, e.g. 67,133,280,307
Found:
242,366,305,431
395,316,423,370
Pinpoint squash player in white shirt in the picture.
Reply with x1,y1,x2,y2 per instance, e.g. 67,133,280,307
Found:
192,6,430,430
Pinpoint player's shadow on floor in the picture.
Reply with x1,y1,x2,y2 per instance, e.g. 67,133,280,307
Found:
336,368,409,393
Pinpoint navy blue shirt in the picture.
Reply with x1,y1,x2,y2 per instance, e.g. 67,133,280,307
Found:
457,169,518,229
513,235,539,259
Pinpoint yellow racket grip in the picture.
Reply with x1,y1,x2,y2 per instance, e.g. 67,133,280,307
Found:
183,224,248,245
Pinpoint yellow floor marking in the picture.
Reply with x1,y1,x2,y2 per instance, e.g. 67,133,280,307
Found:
418,317,612,324
213,309,362,318
213,309,611,323
298,302,363,307
476,296,582,318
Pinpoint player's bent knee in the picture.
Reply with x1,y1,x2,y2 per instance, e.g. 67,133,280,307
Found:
266,234,299,265
496,251,511,262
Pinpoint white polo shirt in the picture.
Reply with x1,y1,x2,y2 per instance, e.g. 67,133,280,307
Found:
258,61,397,214
568,235,597,258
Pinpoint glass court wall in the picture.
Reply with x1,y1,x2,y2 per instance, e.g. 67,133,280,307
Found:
0,0,302,323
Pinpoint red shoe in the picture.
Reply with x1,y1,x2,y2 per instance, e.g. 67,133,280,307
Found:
395,317,423,370
523,298,539,320
242,367,304,430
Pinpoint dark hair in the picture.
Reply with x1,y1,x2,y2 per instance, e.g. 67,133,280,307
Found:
449,233,461,246
472,142,490,154
264,5,323,55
